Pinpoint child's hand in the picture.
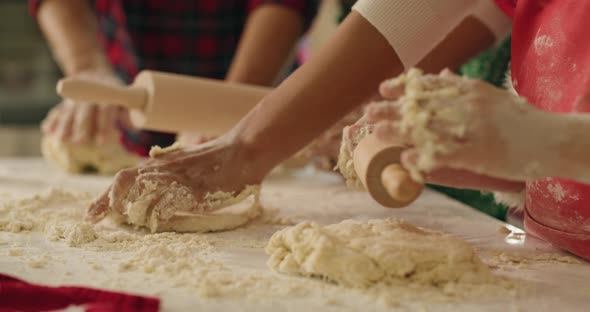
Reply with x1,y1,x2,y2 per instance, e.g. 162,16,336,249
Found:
368,69,565,188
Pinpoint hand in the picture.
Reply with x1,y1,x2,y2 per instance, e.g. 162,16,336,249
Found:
42,71,129,145
301,107,366,170
86,135,265,223
368,69,566,187
176,132,216,146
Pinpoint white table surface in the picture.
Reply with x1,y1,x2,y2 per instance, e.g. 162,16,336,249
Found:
0,158,589,311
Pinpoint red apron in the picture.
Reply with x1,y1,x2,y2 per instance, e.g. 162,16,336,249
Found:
496,0,590,260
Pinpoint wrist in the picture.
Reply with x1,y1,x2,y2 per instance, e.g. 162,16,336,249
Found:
63,52,114,77
223,117,282,180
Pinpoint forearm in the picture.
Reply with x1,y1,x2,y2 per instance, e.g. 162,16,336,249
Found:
225,5,304,86
233,12,401,173
233,11,496,175
37,0,112,75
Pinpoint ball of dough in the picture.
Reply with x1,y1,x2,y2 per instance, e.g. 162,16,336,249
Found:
41,136,139,174
266,218,493,288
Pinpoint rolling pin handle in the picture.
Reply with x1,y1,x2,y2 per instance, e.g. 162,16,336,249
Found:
380,164,423,205
57,78,147,110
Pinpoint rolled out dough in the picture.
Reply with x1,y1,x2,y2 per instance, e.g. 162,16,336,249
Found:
266,218,493,288
41,136,139,174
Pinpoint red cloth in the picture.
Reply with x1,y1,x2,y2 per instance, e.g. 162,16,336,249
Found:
495,0,590,260
0,274,159,312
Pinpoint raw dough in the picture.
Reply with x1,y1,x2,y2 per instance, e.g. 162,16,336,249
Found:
266,218,493,288
41,135,139,174
380,69,472,181
114,182,262,233
337,69,472,183
336,123,372,189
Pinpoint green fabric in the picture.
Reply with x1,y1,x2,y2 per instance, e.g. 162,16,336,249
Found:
338,0,355,23
459,35,512,87
427,35,513,221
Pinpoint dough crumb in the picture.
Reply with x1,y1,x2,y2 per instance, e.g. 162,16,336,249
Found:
7,247,23,256
485,251,581,268
27,254,49,268
148,142,183,158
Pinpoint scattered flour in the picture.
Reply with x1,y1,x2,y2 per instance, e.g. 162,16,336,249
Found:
8,247,23,256
0,187,527,307
547,183,566,202
485,251,581,269
0,188,93,234
47,221,97,247
27,254,50,269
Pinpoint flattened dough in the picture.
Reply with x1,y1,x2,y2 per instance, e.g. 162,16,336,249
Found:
107,143,262,233
112,182,262,233
41,136,139,174
266,218,493,288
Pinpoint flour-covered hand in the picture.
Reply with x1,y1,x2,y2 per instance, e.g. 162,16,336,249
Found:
373,69,565,185
86,136,265,223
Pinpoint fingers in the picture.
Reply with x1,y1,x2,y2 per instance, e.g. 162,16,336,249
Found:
86,187,112,222
109,168,139,215
96,106,118,144
379,79,404,99
71,103,95,144
400,147,525,192
54,102,76,142
374,120,409,146
365,101,399,123
439,68,456,78
41,105,62,135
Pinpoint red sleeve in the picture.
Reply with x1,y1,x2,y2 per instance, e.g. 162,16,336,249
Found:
494,0,517,18
247,0,319,30
28,0,41,18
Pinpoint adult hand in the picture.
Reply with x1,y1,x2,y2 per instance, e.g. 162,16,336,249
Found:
42,71,129,145
86,135,265,223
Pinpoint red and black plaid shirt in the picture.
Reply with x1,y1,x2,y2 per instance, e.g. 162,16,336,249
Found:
30,0,317,156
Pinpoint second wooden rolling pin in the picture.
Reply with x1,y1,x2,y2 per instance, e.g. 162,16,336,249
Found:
57,70,271,135
353,133,423,208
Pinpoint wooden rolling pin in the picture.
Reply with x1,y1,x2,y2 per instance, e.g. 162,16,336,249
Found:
353,133,423,208
57,70,271,135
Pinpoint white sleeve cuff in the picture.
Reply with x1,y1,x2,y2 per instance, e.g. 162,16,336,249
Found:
353,0,511,69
